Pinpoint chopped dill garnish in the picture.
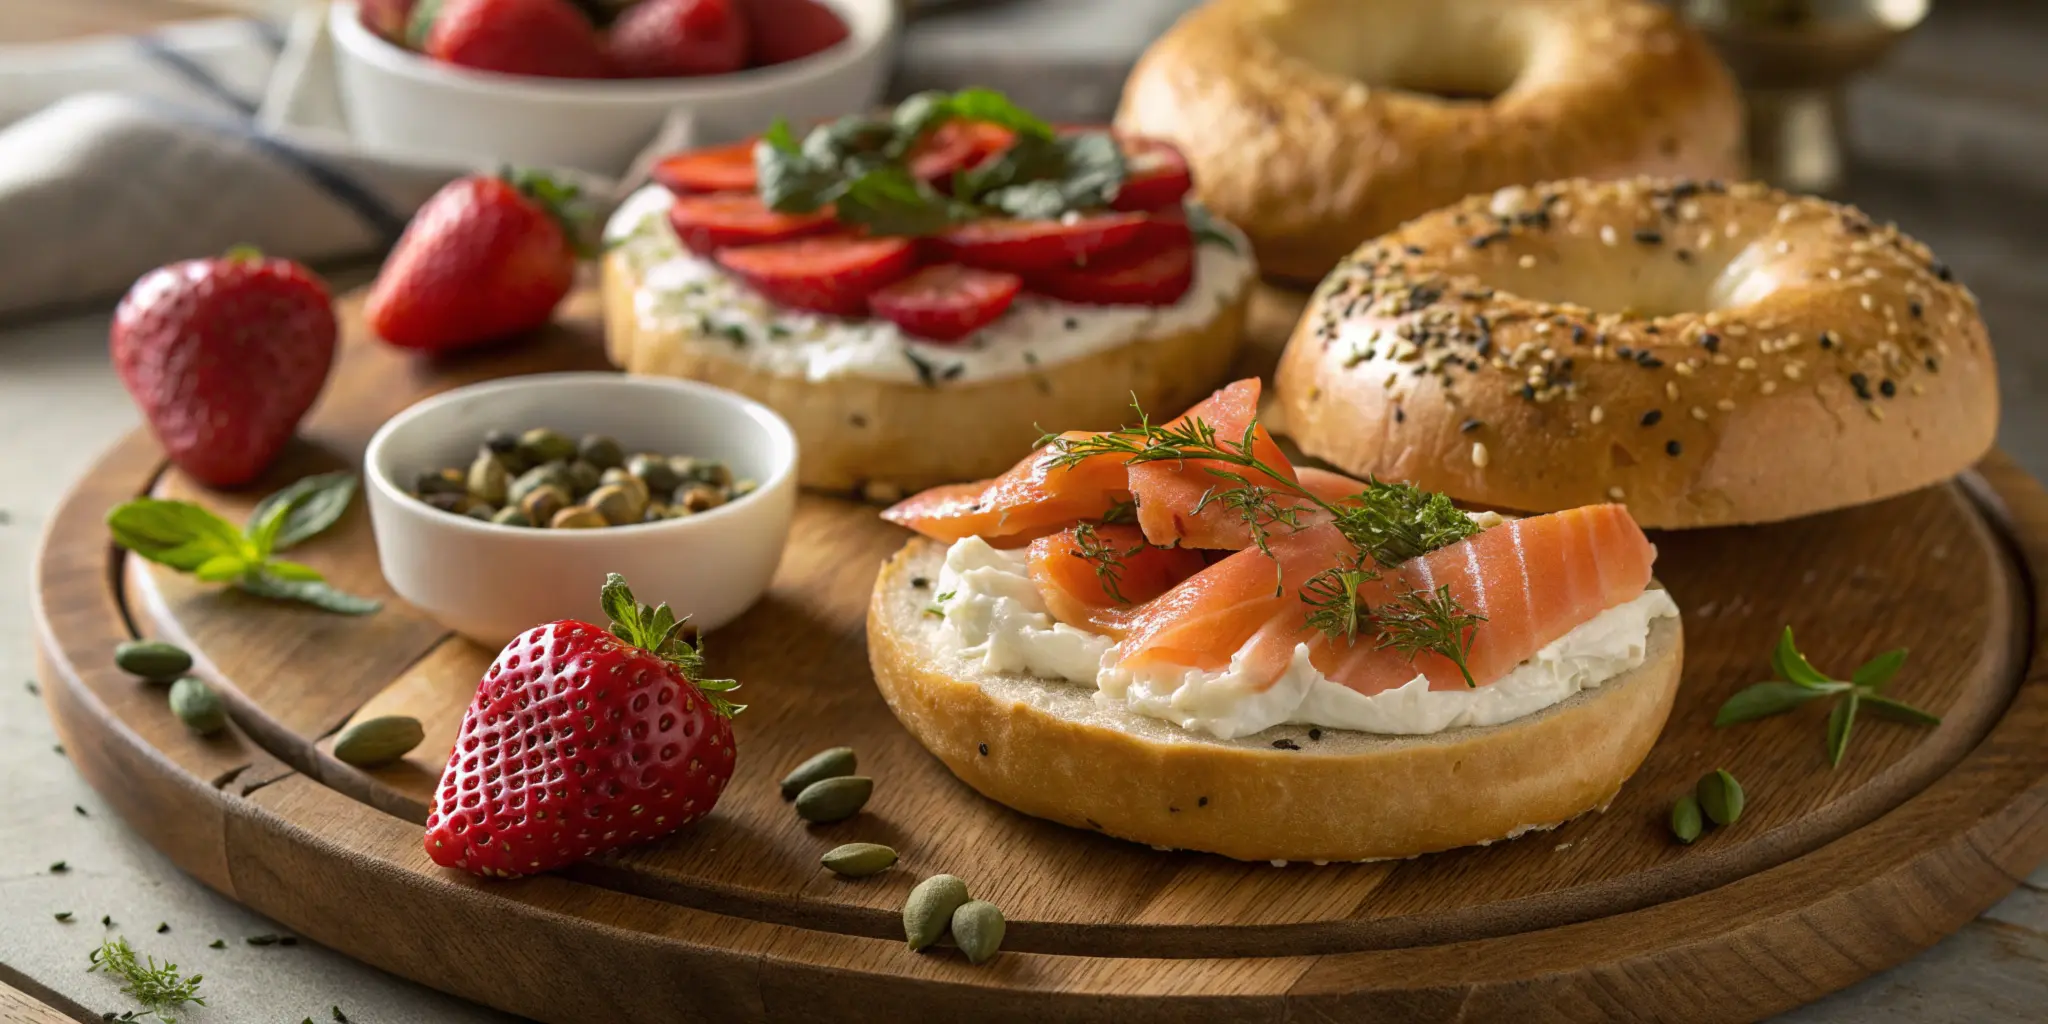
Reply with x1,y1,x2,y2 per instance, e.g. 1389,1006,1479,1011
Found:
88,937,206,1023
1068,523,1144,604
924,590,955,617
1375,584,1486,687
1099,497,1139,525
1301,562,1380,645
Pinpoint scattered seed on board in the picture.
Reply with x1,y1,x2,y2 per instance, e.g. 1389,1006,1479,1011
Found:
779,747,856,800
951,900,1008,965
168,677,226,735
821,843,898,878
903,875,971,951
795,776,872,824
1696,769,1745,826
1670,793,1704,844
332,715,426,769
113,640,192,682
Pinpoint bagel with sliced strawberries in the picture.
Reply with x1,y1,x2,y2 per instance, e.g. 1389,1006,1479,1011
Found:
603,90,1257,494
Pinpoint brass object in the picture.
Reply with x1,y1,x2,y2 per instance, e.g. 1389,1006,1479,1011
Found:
1683,0,1931,192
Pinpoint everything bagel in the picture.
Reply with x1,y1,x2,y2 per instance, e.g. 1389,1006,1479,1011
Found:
1117,0,1745,282
1274,178,1998,529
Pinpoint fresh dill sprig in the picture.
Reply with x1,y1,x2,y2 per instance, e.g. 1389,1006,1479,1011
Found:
1068,523,1144,604
1301,562,1381,645
1190,474,1307,563
1099,497,1139,525
88,937,206,1023
1375,584,1486,687
1329,480,1480,566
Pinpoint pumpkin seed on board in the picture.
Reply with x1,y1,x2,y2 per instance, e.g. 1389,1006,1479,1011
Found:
1670,792,1704,844
1696,769,1746,826
951,900,1007,965
903,874,970,951
168,677,226,735
779,747,856,799
795,776,872,823
821,843,898,878
333,716,426,768
114,640,192,681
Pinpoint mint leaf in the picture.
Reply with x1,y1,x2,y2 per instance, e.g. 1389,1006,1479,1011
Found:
761,118,800,154
1713,680,1835,726
1187,203,1239,254
891,88,1052,152
967,132,1125,221
1862,694,1941,726
834,168,970,237
1771,627,1831,688
1850,648,1907,691
237,574,380,616
261,559,325,583
107,499,250,572
248,472,358,554
1826,691,1859,767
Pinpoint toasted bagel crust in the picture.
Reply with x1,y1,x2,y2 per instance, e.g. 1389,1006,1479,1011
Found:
1116,0,1744,281
602,250,1250,493
1274,177,1997,529
867,537,1683,863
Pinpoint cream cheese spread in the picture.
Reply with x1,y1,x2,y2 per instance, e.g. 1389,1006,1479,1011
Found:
928,535,1678,740
603,184,1256,386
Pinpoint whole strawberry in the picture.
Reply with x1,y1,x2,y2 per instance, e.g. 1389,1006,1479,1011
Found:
606,0,749,78
425,574,743,878
359,0,418,43
366,171,584,352
111,250,335,488
418,0,610,78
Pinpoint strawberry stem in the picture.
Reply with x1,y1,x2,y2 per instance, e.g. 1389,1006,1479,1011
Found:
599,573,743,717
502,167,594,258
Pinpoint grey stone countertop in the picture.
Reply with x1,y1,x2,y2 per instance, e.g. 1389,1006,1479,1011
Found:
4,1,2048,1021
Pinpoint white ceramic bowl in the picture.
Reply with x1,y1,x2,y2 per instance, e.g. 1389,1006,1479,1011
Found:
364,373,798,648
328,0,899,176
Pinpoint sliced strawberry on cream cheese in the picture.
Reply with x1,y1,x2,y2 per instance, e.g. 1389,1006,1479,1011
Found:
937,213,1150,273
868,263,1022,342
911,121,1018,186
651,140,759,194
666,194,837,255
1027,233,1195,306
714,236,918,317
1110,137,1193,212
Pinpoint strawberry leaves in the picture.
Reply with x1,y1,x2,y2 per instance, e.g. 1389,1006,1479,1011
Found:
107,473,379,616
1715,627,1935,766
598,573,743,718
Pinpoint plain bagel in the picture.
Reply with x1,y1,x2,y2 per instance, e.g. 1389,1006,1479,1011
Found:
1116,0,1745,282
1274,177,1998,529
867,537,1683,863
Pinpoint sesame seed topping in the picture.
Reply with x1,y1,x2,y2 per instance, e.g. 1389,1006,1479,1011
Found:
1518,254,1537,269
1860,294,1875,311
1600,225,1619,246
1691,406,1709,421
1640,409,1663,426
1665,380,1681,401
1634,229,1664,245
1737,357,1758,371
1716,398,1736,412
1819,331,1835,349
1665,440,1682,456
1699,333,1720,353
1471,442,1490,468
1636,351,1664,369
1393,406,1405,423
1849,372,1871,399
1460,418,1483,433
1880,378,1896,397
1783,363,1802,380
1909,300,1923,319
1608,486,1626,500
1590,405,1605,424
1760,380,1778,395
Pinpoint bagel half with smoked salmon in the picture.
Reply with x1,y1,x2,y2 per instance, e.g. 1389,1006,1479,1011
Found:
868,379,1683,863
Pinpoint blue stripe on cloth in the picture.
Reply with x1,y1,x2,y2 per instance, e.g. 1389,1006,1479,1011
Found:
135,97,411,246
134,34,258,117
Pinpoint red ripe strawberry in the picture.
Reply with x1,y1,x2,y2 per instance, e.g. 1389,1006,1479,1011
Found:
366,171,583,352
1110,136,1194,212
650,139,759,194
111,250,336,488
666,194,835,255
743,0,849,66
868,264,1022,342
606,0,748,78
425,575,743,879
715,236,917,316
1028,233,1195,307
937,212,1150,273
423,0,609,78
908,121,1016,185
359,0,418,42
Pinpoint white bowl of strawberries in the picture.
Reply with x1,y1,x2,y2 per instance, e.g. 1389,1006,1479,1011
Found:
332,0,898,176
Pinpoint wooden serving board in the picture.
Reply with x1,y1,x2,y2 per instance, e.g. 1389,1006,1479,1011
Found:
34,284,2048,1023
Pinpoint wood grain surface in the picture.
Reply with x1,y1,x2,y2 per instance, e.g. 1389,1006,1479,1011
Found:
32,284,2048,1022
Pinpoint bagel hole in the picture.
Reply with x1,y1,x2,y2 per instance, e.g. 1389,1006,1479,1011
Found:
1260,2,1527,104
1473,236,1758,321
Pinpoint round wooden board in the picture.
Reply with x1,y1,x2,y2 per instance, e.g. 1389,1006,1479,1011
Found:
35,284,2048,1023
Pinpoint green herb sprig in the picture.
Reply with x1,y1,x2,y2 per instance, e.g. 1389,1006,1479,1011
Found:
1715,627,1938,766
87,937,206,1023
1041,398,1487,682
106,472,379,615
1067,522,1145,605
600,573,741,718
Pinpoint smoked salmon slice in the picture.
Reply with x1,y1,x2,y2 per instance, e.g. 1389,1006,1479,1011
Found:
880,430,1130,544
1112,505,1656,695
1027,524,1208,638
1126,379,1306,550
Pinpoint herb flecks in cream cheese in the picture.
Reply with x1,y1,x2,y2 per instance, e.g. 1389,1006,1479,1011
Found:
604,185,1255,386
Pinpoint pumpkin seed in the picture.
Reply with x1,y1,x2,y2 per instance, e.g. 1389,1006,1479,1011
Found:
795,776,872,823
114,640,192,682
578,434,624,470
903,874,969,951
517,427,575,466
821,842,897,878
1696,769,1745,826
627,453,680,494
1670,793,1703,844
550,506,608,530
466,451,508,504
491,506,531,528
333,715,425,768
950,899,1006,965
780,747,856,799
169,677,226,735
588,483,647,526
520,484,569,527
